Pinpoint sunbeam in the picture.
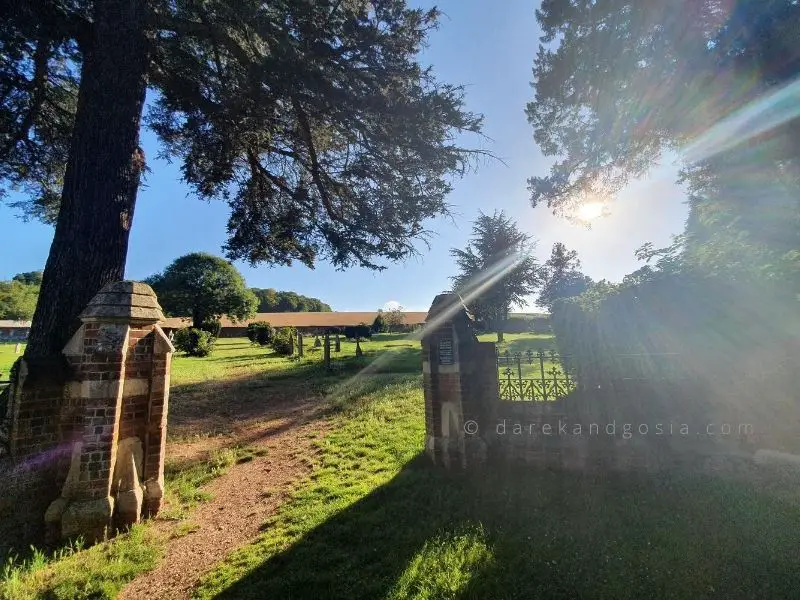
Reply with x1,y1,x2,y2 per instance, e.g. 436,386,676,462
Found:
683,76,800,163
324,251,528,398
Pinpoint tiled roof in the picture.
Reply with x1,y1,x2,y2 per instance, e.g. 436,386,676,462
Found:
0,320,31,328
160,311,428,329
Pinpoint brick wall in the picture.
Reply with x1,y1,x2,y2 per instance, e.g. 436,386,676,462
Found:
1,281,173,550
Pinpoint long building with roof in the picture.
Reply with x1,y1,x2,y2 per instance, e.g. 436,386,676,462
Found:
160,311,427,336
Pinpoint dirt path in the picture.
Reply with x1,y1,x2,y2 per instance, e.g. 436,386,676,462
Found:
120,400,331,600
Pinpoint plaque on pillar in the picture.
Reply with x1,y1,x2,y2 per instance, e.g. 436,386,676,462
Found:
438,336,454,365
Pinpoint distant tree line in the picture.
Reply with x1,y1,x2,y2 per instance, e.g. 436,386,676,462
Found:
250,289,332,313
0,272,43,320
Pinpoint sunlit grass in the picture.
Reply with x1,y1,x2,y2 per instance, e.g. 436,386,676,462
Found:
194,373,800,600
0,343,23,379
170,333,422,387
5,331,796,599
0,525,162,600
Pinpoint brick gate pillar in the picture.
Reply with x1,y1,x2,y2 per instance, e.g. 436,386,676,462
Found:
42,281,174,541
422,293,495,468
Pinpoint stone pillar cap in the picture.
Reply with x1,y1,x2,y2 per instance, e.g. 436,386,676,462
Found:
427,292,472,321
79,281,165,323
423,292,475,339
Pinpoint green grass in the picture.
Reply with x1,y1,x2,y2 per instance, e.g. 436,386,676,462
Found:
478,332,568,380
6,332,799,599
0,334,421,598
0,343,24,379
0,525,162,600
170,333,421,388
194,373,800,600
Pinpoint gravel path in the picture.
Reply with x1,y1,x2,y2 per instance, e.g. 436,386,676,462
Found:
120,401,330,600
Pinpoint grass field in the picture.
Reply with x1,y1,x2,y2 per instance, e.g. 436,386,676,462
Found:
196,372,800,600
0,343,24,379
3,332,800,599
170,333,420,387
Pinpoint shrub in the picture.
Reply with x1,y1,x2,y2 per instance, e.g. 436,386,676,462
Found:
247,322,274,346
199,318,222,338
271,327,296,356
371,313,386,333
173,327,216,357
343,324,371,340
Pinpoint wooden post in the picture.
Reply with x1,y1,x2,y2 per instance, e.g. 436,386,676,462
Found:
324,332,331,370
297,332,304,357
335,334,341,353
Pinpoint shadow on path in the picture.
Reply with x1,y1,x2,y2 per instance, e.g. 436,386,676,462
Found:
211,459,800,600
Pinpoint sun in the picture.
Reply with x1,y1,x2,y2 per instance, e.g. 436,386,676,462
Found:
576,201,605,222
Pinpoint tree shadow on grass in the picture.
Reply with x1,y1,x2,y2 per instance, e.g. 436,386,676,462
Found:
167,351,420,447
210,460,800,600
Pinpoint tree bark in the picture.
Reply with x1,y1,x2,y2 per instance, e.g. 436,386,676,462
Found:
26,1,152,358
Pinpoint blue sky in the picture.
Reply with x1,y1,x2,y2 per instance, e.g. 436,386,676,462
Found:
0,0,688,312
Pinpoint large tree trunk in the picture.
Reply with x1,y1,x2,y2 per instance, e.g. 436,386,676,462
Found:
26,1,152,358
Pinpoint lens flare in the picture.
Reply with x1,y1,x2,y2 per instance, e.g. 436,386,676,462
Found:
576,202,605,222
324,251,529,398
683,77,800,163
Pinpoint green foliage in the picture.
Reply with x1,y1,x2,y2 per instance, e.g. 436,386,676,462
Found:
450,210,540,340
538,243,593,311
527,0,800,214
527,1,800,299
270,327,296,356
3,1,484,266
371,312,387,334
199,318,222,338
384,307,406,332
551,270,797,384
11,272,43,286
0,5,78,223
173,328,216,358
247,322,274,346
343,324,371,341
0,280,39,320
147,253,258,328
250,289,332,312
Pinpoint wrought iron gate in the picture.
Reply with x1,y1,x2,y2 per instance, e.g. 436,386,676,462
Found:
496,349,576,401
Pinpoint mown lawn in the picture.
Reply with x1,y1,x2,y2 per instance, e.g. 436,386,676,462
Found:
0,334,422,598
478,332,568,380
196,372,800,600
170,333,421,388
4,333,800,599
0,343,24,379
